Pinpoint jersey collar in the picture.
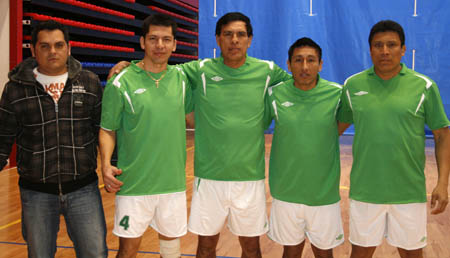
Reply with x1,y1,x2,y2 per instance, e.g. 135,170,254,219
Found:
289,74,322,95
368,63,407,77
218,54,251,69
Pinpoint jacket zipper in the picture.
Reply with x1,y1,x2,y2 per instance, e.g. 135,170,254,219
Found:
55,75,76,197
55,102,63,197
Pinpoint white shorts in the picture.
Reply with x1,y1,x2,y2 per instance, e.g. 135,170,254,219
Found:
268,198,344,249
113,191,187,238
349,199,427,250
188,177,268,236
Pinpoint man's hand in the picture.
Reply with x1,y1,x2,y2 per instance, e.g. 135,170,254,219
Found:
430,183,449,214
186,112,195,128
102,164,123,193
107,61,131,80
431,127,450,215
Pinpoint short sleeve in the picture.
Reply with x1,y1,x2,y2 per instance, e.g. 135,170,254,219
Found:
337,85,354,124
269,63,291,86
179,60,200,90
100,77,124,131
263,87,275,129
424,82,450,130
183,72,194,114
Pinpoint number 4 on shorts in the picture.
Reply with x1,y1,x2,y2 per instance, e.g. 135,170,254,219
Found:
119,215,130,230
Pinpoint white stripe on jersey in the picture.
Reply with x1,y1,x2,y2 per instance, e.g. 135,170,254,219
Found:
100,127,114,131
113,69,127,88
182,81,186,105
175,66,186,76
199,58,211,68
272,100,279,121
201,73,206,96
335,99,341,117
414,74,432,89
263,75,271,99
124,91,135,114
329,82,343,89
268,81,284,96
344,71,364,86
346,89,353,111
259,60,274,70
415,93,425,115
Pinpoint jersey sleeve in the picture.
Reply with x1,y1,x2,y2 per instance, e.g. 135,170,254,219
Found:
269,63,291,86
263,87,275,129
183,72,194,114
179,60,201,90
100,76,124,131
337,84,354,124
424,82,450,130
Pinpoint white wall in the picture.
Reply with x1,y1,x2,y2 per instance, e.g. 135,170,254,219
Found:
0,1,10,95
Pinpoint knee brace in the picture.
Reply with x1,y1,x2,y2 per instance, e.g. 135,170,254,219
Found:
159,238,181,258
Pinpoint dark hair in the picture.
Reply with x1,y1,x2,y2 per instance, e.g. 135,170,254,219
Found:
142,14,178,38
288,37,322,62
31,20,69,46
215,12,253,37
369,20,405,47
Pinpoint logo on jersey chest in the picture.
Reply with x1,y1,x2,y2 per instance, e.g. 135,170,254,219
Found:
281,101,294,107
134,88,146,94
354,91,368,96
211,76,223,82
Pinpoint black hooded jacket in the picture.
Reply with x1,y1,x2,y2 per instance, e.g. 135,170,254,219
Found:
0,56,103,194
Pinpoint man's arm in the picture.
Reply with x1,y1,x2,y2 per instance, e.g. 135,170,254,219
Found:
0,84,18,170
336,86,354,130
185,112,195,128
99,129,123,193
263,90,275,130
430,126,450,214
91,74,103,143
338,122,351,136
107,61,131,80
270,62,291,86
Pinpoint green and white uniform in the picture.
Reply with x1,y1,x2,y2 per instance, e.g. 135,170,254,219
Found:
181,55,290,181
338,63,450,204
267,76,342,206
101,61,192,196
183,56,290,236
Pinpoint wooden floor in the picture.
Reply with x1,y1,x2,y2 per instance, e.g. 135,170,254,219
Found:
0,133,449,258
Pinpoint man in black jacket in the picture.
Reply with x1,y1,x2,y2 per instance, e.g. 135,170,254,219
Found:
0,20,107,257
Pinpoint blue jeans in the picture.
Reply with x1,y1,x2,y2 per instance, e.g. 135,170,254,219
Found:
20,181,108,258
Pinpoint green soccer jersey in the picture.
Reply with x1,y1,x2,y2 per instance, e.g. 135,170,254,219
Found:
101,61,192,196
181,55,290,181
338,64,450,204
267,77,342,206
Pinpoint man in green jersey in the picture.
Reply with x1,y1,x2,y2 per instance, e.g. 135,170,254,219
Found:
183,13,290,258
266,37,344,258
109,12,290,258
338,20,450,258
99,14,191,258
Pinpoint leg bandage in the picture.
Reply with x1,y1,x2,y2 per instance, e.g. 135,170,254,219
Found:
160,238,181,258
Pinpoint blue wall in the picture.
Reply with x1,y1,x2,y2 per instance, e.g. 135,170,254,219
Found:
198,0,450,133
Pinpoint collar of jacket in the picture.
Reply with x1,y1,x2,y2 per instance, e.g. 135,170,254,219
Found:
8,55,82,85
